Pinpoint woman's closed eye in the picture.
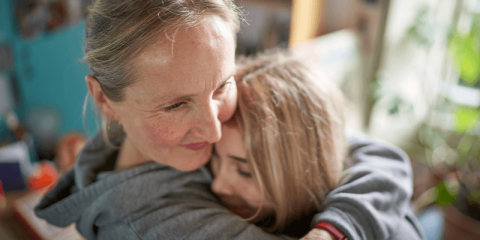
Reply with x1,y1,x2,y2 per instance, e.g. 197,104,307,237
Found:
164,102,187,112
218,81,231,89
215,77,234,93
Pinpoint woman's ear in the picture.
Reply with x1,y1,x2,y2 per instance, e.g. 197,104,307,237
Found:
85,75,120,121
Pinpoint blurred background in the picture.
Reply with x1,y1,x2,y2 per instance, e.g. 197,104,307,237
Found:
0,0,480,239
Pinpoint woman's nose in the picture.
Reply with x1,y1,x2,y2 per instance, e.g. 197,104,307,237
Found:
193,100,222,143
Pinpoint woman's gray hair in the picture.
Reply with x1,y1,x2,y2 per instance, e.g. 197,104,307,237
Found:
85,0,240,102
83,0,240,145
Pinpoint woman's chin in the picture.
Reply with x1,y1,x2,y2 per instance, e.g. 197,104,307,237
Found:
170,144,212,172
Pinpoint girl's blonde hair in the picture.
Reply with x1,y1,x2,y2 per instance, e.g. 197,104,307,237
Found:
234,51,346,232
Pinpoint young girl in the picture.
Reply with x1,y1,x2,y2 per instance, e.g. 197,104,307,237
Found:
211,51,344,235
210,51,425,239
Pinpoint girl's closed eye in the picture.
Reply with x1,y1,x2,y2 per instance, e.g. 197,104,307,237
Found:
237,168,252,178
232,157,252,178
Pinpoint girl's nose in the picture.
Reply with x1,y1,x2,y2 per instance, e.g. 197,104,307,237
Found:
211,171,234,196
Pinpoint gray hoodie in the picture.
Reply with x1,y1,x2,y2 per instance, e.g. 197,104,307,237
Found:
35,133,425,240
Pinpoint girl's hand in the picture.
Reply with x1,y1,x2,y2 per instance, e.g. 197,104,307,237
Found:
300,229,336,240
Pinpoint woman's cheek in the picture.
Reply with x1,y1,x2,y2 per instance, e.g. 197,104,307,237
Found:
143,120,186,148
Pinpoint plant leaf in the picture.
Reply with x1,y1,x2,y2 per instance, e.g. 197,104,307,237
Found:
453,106,480,133
451,33,480,85
435,181,456,206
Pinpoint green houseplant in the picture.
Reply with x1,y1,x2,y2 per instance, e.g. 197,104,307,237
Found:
406,2,480,238
368,1,480,238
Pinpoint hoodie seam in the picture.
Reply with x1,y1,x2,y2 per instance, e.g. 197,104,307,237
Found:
128,217,143,240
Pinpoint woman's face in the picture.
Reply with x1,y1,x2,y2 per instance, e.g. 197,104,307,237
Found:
211,125,273,219
109,17,237,171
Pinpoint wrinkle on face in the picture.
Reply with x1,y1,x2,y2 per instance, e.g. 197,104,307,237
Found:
108,15,237,171
130,17,234,111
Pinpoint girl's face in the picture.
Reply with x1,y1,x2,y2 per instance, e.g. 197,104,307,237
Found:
211,125,273,219
107,17,237,171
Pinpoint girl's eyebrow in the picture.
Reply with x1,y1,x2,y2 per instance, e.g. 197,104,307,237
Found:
228,155,247,163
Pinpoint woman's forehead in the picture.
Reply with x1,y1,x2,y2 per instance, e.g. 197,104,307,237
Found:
127,17,236,105
135,15,235,66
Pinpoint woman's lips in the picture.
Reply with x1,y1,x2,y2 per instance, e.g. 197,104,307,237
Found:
182,141,209,151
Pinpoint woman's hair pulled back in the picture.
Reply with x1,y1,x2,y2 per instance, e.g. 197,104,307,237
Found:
85,0,240,102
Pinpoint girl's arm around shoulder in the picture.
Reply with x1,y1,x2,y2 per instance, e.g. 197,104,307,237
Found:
310,134,425,240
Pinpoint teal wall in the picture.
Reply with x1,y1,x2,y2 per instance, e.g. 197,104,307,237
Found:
14,21,96,135
1,0,98,143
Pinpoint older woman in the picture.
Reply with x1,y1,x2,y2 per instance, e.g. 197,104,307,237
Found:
35,1,421,239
